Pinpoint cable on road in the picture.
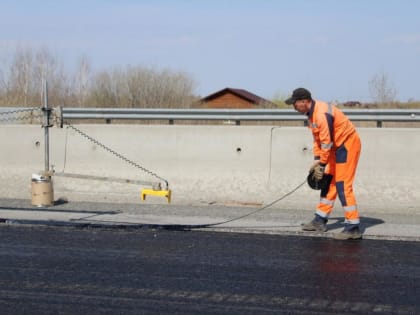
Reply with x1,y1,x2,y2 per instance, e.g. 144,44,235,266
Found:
168,178,307,230
4,179,307,231
72,179,307,230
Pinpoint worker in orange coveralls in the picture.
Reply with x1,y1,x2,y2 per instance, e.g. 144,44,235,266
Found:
285,88,362,240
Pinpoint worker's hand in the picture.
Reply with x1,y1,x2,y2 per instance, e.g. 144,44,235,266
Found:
312,163,325,181
310,161,320,172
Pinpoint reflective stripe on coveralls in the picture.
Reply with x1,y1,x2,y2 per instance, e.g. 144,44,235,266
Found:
308,100,361,225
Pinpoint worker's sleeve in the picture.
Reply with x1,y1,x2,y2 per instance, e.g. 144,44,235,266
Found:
312,133,321,160
315,112,334,165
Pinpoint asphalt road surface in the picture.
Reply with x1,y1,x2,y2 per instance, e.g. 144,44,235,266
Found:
0,225,419,315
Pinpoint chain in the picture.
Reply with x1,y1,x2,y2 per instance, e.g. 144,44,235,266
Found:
0,106,169,189
65,123,169,189
0,107,40,115
0,107,43,123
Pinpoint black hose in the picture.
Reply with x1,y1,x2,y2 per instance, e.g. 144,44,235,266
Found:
162,179,307,230
6,180,307,231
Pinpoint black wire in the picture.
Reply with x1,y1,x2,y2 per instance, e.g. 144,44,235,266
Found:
56,122,308,231
160,179,307,230
66,179,307,231
8,180,307,231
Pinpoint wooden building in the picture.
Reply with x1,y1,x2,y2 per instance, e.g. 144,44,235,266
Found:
199,88,276,109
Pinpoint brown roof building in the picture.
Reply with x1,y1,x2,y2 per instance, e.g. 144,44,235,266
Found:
199,88,276,109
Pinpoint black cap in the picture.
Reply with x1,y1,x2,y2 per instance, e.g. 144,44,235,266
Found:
285,88,312,105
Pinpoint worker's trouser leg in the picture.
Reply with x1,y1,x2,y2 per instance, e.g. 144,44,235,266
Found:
315,133,361,224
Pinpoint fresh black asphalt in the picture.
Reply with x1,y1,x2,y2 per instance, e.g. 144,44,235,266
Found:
0,225,419,314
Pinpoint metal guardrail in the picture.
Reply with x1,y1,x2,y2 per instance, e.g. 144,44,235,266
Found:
62,108,420,127
2,107,420,127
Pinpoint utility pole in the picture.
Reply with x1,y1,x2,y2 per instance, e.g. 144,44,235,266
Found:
31,80,54,207
43,80,51,172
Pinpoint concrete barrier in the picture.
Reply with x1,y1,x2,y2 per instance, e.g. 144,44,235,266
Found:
0,125,419,212
267,127,420,212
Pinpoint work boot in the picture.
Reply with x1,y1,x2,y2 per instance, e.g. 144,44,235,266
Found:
301,215,328,232
333,225,362,240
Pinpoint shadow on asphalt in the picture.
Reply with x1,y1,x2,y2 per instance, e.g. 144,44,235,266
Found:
327,216,385,233
0,206,121,215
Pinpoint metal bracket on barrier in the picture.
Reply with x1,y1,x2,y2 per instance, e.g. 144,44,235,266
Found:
53,106,63,128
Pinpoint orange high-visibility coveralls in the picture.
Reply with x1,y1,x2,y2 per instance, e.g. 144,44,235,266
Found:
307,100,361,224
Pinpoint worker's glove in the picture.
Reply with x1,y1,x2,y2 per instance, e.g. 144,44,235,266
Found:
312,163,325,181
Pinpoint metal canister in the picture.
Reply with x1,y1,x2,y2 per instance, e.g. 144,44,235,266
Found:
31,175,54,207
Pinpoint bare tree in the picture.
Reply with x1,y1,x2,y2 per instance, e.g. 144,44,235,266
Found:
88,65,196,108
89,70,118,107
33,47,69,105
74,55,92,107
368,71,397,105
1,46,70,106
0,45,197,108
271,91,289,108
8,46,34,105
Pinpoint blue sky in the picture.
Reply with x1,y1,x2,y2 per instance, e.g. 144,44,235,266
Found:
1,0,419,102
